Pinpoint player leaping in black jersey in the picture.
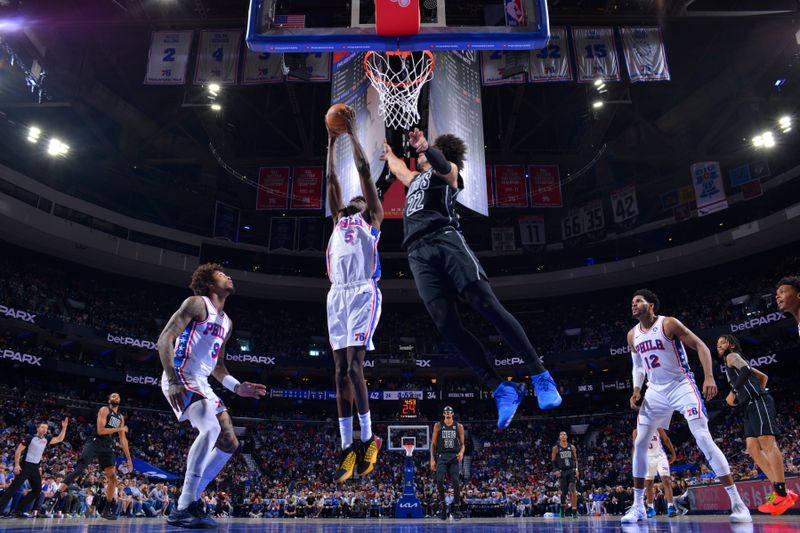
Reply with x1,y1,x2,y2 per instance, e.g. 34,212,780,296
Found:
381,130,561,430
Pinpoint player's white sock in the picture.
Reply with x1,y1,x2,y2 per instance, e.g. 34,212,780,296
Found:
358,411,372,441
724,484,744,507
339,417,353,450
195,448,233,499
633,488,645,507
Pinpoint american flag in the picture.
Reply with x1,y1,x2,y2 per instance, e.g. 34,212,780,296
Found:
273,15,306,28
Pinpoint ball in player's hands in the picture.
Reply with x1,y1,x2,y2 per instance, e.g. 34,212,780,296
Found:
325,103,352,136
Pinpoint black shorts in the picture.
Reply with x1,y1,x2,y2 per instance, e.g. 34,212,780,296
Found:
743,394,780,438
81,439,117,470
407,228,487,304
435,453,460,482
559,469,577,492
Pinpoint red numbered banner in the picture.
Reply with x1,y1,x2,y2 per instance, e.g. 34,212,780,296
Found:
290,167,323,209
494,165,528,208
256,167,290,210
528,164,563,207
486,165,495,208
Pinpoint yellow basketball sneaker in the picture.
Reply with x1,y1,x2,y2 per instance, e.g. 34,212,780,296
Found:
333,444,357,483
356,435,382,477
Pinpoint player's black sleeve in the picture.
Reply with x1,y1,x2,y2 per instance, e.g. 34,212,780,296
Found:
421,146,451,175
732,366,753,392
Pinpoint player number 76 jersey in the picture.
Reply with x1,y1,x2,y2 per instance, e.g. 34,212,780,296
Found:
631,315,694,387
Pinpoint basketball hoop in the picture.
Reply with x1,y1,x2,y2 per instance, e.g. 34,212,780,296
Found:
364,50,435,130
402,442,416,457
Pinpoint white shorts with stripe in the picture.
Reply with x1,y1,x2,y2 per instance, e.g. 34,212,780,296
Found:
645,453,671,480
161,371,226,422
327,279,382,351
638,379,706,428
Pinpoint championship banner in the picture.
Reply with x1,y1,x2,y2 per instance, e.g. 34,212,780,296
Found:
572,27,620,83
286,53,331,82
256,167,290,210
610,185,638,223
529,27,573,83
289,166,323,209
494,165,528,207
144,31,193,85
619,27,670,82
690,161,728,216
518,215,546,246
193,30,242,85
241,50,283,85
581,199,605,233
528,164,563,207
480,51,525,85
297,217,325,251
269,217,297,251
486,165,495,208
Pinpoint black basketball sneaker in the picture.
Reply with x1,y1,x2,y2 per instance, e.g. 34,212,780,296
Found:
356,435,382,477
333,444,358,483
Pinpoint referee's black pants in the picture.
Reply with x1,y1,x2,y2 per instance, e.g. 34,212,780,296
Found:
0,462,42,515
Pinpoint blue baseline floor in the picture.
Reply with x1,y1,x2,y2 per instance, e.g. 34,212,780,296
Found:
1,516,799,533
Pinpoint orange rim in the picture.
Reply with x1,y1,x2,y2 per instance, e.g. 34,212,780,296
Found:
363,50,435,88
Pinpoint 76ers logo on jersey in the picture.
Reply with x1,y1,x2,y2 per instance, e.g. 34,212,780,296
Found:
685,405,701,420
353,332,366,343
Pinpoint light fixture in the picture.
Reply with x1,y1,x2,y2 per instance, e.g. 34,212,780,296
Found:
27,126,41,143
208,83,221,96
779,116,791,132
774,79,786,87
752,135,764,147
211,103,222,111
762,131,775,148
47,138,69,156
592,101,604,109
594,79,603,87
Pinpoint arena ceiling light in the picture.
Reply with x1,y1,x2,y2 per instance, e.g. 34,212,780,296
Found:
211,103,222,112
47,138,69,157
592,100,604,109
208,83,221,96
778,116,791,132
27,126,41,143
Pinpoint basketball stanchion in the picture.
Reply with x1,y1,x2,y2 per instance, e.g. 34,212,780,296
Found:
395,437,423,518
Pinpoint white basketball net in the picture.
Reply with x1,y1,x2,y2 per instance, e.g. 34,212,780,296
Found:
364,51,435,130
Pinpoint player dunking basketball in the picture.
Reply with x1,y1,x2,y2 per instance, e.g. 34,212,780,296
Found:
381,130,561,430
623,289,751,523
775,276,800,336
157,264,266,528
325,107,383,483
58,393,131,521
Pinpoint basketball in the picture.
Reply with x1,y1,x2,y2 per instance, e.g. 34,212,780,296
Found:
325,103,351,135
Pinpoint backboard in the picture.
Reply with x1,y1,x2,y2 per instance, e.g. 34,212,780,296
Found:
247,0,549,52
387,425,430,452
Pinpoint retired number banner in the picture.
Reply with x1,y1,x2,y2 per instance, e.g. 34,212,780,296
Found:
287,53,332,82
610,185,639,223
144,31,193,85
528,164,562,207
494,165,528,207
194,30,242,85
529,27,573,83
256,167,290,210
561,210,583,240
241,50,283,85
572,27,620,83
620,27,670,82
581,199,605,233
690,161,728,217
519,215,546,246
289,167,323,210
480,51,525,85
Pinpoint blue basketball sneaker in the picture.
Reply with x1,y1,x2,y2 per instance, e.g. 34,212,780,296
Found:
531,370,562,410
667,504,677,517
646,506,657,518
494,381,526,430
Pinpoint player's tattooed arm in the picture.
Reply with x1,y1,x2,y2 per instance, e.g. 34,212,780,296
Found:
664,317,717,400
326,134,344,222
157,297,207,383
725,352,749,370
380,140,418,187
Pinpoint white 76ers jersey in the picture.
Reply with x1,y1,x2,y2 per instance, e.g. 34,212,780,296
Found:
647,432,666,457
631,316,694,387
326,213,381,286
173,296,230,378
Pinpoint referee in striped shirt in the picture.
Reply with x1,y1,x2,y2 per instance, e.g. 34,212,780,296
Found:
0,418,68,518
